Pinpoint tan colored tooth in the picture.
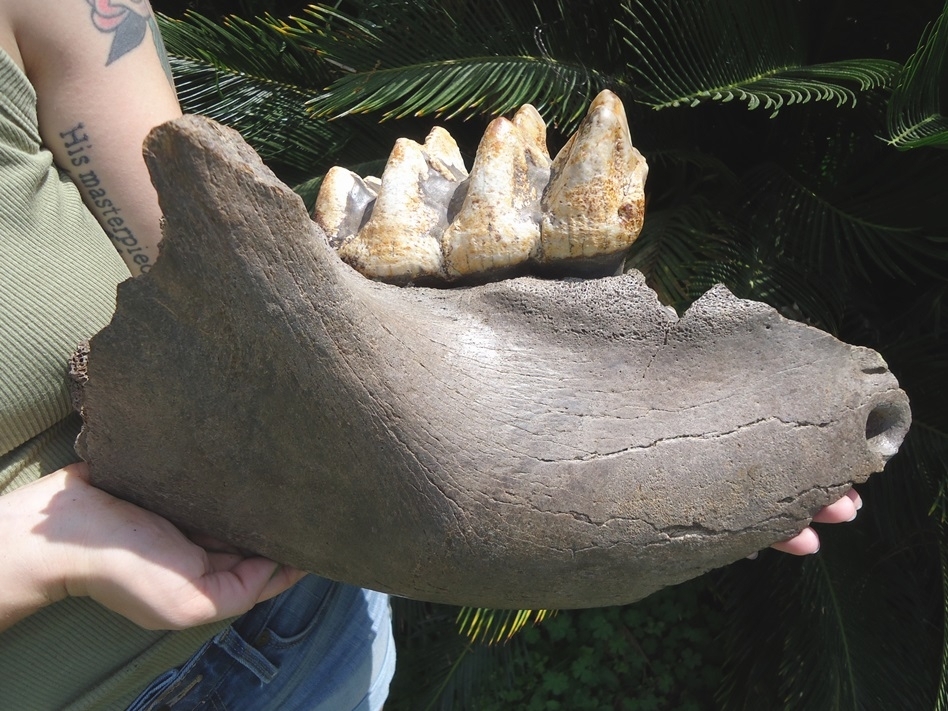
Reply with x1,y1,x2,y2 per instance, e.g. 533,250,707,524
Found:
424,127,468,181
364,176,382,192
314,166,378,249
337,138,450,282
441,115,551,279
511,104,551,166
539,90,648,264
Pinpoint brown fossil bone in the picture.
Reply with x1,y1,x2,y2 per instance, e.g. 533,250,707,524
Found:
74,110,910,610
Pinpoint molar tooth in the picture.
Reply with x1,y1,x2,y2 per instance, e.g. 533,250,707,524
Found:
338,137,456,283
441,115,551,279
314,166,378,249
539,90,648,274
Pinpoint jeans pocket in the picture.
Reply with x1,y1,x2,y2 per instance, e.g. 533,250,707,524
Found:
249,575,339,649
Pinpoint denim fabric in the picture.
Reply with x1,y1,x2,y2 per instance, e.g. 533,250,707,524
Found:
125,576,395,711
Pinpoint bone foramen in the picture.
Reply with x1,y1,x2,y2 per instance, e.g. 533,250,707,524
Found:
316,90,648,285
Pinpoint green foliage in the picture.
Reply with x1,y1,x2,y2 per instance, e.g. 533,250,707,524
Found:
470,580,723,711
887,0,948,149
456,607,555,646
618,0,898,116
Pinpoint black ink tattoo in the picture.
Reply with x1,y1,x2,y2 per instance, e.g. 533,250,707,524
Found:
86,1,176,92
87,1,149,64
59,122,154,274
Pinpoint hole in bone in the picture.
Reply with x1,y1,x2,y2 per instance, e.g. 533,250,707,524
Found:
864,401,911,460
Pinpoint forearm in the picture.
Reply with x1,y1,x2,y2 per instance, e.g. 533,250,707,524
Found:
6,0,182,275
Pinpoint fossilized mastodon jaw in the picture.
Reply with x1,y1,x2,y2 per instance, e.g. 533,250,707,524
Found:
74,113,909,610
317,90,648,284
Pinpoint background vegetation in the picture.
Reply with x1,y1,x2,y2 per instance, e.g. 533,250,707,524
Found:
151,1,948,707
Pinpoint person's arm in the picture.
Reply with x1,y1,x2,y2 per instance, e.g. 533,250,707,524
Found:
4,0,181,275
0,463,304,633
0,1,303,632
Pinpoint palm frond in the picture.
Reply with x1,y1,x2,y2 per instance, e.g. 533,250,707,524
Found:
619,0,899,116
168,54,345,173
455,607,555,646
307,57,604,130
158,12,336,88
887,0,948,150
741,163,947,282
266,2,617,131
159,12,400,179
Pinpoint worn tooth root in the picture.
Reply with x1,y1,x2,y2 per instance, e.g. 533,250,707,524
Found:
538,90,648,277
317,90,648,285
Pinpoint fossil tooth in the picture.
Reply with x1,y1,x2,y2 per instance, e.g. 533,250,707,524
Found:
313,166,378,249
327,91,647,285
539,89,648,275
337,134,465,283
424,126,468,181
511,103,551,165
441,113,552,280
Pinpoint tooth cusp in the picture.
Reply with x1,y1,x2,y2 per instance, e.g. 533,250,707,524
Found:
316,90,648,285
314,166,378,249
337,136,457,283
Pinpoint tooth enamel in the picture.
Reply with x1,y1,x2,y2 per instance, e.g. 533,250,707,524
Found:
314,166,378,248
424,126,468,181
337,136,458,282
441,116,552,278
329,90,648,284
511,103,551,166
539,90,648,264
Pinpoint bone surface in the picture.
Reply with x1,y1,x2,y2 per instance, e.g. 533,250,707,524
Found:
317,90,647,284
73,115,911,610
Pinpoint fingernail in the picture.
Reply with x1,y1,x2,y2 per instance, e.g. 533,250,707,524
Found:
746,552,759,560
853,492,863,510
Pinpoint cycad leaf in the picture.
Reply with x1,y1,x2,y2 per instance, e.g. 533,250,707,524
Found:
887,0,948,150
625,196,736,310
167,54,341,173
307,57,603,130
741,163,947,282
455,607,554,646
619,0,898,116
270,2,614,131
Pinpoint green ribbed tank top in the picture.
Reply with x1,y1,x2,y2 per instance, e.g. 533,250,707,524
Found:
0,47,226,710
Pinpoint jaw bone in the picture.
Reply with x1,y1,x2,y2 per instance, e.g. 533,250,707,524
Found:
316,90,647,285
72,113,911,610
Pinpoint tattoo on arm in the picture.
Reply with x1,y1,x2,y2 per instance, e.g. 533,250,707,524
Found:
86,0,176,90
59,122,154,275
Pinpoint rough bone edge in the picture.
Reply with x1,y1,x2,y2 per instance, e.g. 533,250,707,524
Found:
73,115,911,610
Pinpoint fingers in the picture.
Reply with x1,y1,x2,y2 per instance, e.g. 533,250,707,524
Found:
812,488,861,523
770,526,820,555
197,559,305,623
767,489,864,557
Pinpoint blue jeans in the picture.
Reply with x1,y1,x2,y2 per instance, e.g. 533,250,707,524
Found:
126,576,395,711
